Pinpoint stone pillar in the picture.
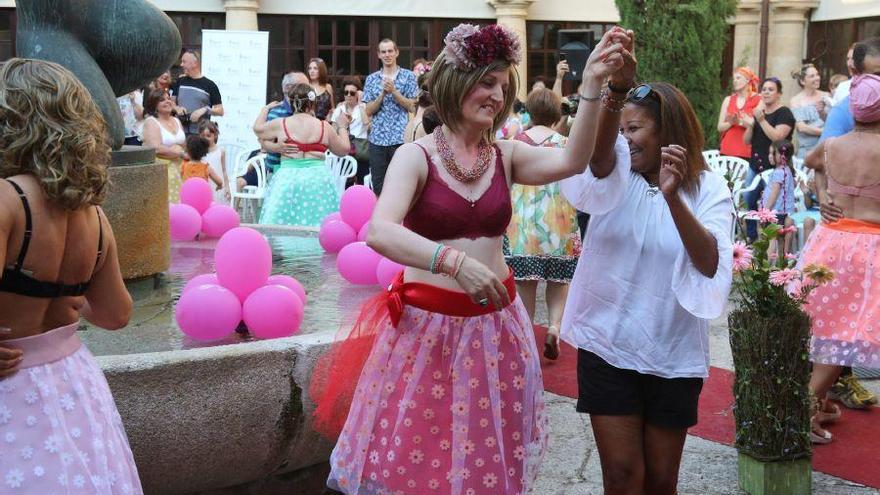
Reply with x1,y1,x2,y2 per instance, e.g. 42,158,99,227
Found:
223,0,259,31
731,0,818,104
487,0,536,101
767,0,818,104
103,147,170,280
732,0,762,76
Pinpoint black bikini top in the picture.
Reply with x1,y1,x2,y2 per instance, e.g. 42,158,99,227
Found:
0,179,103,298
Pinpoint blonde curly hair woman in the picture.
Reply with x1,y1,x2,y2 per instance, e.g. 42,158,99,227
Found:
0,58,142,494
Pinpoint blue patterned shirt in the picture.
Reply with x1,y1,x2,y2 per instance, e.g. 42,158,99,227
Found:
363,68,418,146
265,99,294,171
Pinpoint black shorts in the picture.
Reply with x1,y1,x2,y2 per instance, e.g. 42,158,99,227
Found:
576,349,703,429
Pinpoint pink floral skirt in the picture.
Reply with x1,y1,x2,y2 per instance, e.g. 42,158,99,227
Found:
800,219,880,368
0,323,143,493
326,279,549,494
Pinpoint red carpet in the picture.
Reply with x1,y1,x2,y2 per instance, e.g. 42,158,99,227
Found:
534,325,880,489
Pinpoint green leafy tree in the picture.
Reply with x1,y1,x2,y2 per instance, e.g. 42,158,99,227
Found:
615,0,737,147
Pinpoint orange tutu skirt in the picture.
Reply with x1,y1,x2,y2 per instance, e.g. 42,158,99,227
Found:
800,219,880,368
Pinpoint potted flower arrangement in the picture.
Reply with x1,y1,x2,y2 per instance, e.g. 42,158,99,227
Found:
729,208,834,495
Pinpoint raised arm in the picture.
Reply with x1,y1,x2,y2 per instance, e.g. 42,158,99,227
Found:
509,28,631,185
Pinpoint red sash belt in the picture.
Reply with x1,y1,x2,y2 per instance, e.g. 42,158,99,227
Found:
386,269,517,327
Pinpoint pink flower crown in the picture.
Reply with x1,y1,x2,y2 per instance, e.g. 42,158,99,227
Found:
441,24,522,71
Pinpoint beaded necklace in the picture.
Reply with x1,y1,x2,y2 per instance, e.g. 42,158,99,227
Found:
433,126,494,184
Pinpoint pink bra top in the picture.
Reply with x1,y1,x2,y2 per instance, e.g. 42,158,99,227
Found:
404,143,512,241
824,140,880,201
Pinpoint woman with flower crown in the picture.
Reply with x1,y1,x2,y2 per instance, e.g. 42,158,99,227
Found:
253,82,352,227
311,24,632,494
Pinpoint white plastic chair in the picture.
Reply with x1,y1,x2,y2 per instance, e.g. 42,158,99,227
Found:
711,155,750,183
733,169,775,239
230,153,268,223
702,149,720,169
325,151,357,197
364,173,373,190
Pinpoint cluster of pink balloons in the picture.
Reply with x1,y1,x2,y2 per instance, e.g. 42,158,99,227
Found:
317,186,405,287
174,227,308,341
169,178,240,241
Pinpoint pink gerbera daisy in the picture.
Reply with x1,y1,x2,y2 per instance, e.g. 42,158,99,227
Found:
769,268,801,286
745,208,779,224
732,241,753,272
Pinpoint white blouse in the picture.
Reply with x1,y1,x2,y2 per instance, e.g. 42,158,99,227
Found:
559,135,734,378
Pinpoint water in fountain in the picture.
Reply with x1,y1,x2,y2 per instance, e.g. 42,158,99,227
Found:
79,227,379,356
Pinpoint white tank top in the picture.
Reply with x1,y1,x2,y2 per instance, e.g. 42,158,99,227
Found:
148,116,185,146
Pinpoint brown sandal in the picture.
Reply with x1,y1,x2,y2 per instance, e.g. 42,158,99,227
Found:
543,325,560,361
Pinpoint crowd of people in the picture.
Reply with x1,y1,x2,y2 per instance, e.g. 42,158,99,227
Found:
0,19,878,495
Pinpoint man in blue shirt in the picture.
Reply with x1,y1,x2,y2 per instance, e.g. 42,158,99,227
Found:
363,39,418,195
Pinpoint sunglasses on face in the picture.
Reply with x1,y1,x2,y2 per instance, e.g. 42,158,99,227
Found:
344,90,358,96
626,84,657,102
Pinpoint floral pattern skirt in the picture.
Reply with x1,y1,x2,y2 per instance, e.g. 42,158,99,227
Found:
504,182,580,283
163,158,182,204
0,323,143,494
800,220,880,368
327,299,549,494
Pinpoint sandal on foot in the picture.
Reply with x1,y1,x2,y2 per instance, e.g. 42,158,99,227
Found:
543,326,560,361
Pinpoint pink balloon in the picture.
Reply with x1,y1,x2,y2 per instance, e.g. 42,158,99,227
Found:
357,222,370,242
337,241,382,285
175,284,241,340
339,185,376,231
182,273,220,295
267,275,306,305
180,178,213,214
319,220,357,253
322,212,342,227
169,203,202,241
376,258,405,288
214,227,272,302
201,204,240,238
243,285,304,339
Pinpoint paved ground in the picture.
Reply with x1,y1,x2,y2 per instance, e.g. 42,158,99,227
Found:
531,287,880,494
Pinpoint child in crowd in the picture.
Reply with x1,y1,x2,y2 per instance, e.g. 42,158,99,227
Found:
198,120,230,203
762,139,796,257
181,134,223,191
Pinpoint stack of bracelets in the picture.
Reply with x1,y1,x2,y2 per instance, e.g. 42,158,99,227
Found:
600,82,629,112
429,244,466,278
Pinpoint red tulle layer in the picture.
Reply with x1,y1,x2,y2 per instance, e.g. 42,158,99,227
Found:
310,291,390,438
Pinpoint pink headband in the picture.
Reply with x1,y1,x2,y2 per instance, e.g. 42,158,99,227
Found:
850,73,880,123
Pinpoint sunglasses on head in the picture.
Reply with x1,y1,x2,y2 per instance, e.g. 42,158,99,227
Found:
626,84,658,102
344,90,358,96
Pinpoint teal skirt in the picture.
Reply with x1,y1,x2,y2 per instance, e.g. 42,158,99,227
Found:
259,158,340,227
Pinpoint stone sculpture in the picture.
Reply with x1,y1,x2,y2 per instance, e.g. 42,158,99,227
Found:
16,0,182,149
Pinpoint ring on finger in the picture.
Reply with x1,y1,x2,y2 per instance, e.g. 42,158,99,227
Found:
478,298,489,307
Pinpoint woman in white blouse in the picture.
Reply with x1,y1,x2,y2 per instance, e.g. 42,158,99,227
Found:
560,81,734,493
331,77,370,184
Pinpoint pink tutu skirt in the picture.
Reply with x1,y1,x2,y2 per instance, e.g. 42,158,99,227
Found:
0,323,143,494
324,273,549,494
800,219,880,368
